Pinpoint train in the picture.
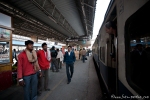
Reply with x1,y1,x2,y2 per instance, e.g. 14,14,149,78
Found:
92,0,150,99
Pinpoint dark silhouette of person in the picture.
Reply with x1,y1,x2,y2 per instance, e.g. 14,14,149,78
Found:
131,44,148,91
12,49,18,63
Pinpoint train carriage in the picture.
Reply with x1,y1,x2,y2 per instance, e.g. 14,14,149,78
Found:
92,0,150,99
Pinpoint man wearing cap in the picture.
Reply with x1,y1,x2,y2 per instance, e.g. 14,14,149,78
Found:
17,40,42,100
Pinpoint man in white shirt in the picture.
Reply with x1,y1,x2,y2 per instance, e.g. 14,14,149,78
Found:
56,49,64,69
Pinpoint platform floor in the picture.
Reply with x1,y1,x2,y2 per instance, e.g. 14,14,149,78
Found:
0,56,103,100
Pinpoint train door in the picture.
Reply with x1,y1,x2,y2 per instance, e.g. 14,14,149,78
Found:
106,31,118,95
106,7,118,95
107,32,118,95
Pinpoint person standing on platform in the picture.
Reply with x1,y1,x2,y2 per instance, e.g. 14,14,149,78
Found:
74,49,79,60
64,46,76,84
81,48,86,63
51,46,59,72
12,49,18,62
79,49,82,60
17,40,42,100
56,49,64,69
61,48,65,55
37,43,51,95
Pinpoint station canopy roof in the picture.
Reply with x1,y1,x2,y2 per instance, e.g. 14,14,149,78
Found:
0,0,97,46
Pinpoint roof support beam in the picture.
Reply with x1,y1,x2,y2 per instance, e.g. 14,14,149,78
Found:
51,6,55,16
0,2,68,41
30,0,78,37
42,0,47,7
81,2,96,9
84,19,93,24
81,1,88,36
87,24,93,27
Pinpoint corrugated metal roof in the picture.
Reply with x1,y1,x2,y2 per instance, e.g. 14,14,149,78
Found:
52,0,85,36
0,0,97,46
7,0,70,36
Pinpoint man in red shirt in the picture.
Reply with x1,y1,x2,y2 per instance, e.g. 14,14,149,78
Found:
37,43,51,95
17,40,42,100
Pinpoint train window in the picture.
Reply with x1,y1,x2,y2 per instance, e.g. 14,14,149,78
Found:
100,47,102,60
125,1,150,96
100,46,105,63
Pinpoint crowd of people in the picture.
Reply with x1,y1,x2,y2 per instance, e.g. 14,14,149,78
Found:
16,40,91,100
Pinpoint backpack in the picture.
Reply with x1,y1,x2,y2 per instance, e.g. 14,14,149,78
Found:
51,50,57,58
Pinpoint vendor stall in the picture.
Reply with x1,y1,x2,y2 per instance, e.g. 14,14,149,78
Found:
0,12,13,91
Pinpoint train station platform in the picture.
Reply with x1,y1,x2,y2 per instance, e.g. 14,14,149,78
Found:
0,56,103,100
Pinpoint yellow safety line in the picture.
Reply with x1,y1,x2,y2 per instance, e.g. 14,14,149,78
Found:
41,76,65,100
